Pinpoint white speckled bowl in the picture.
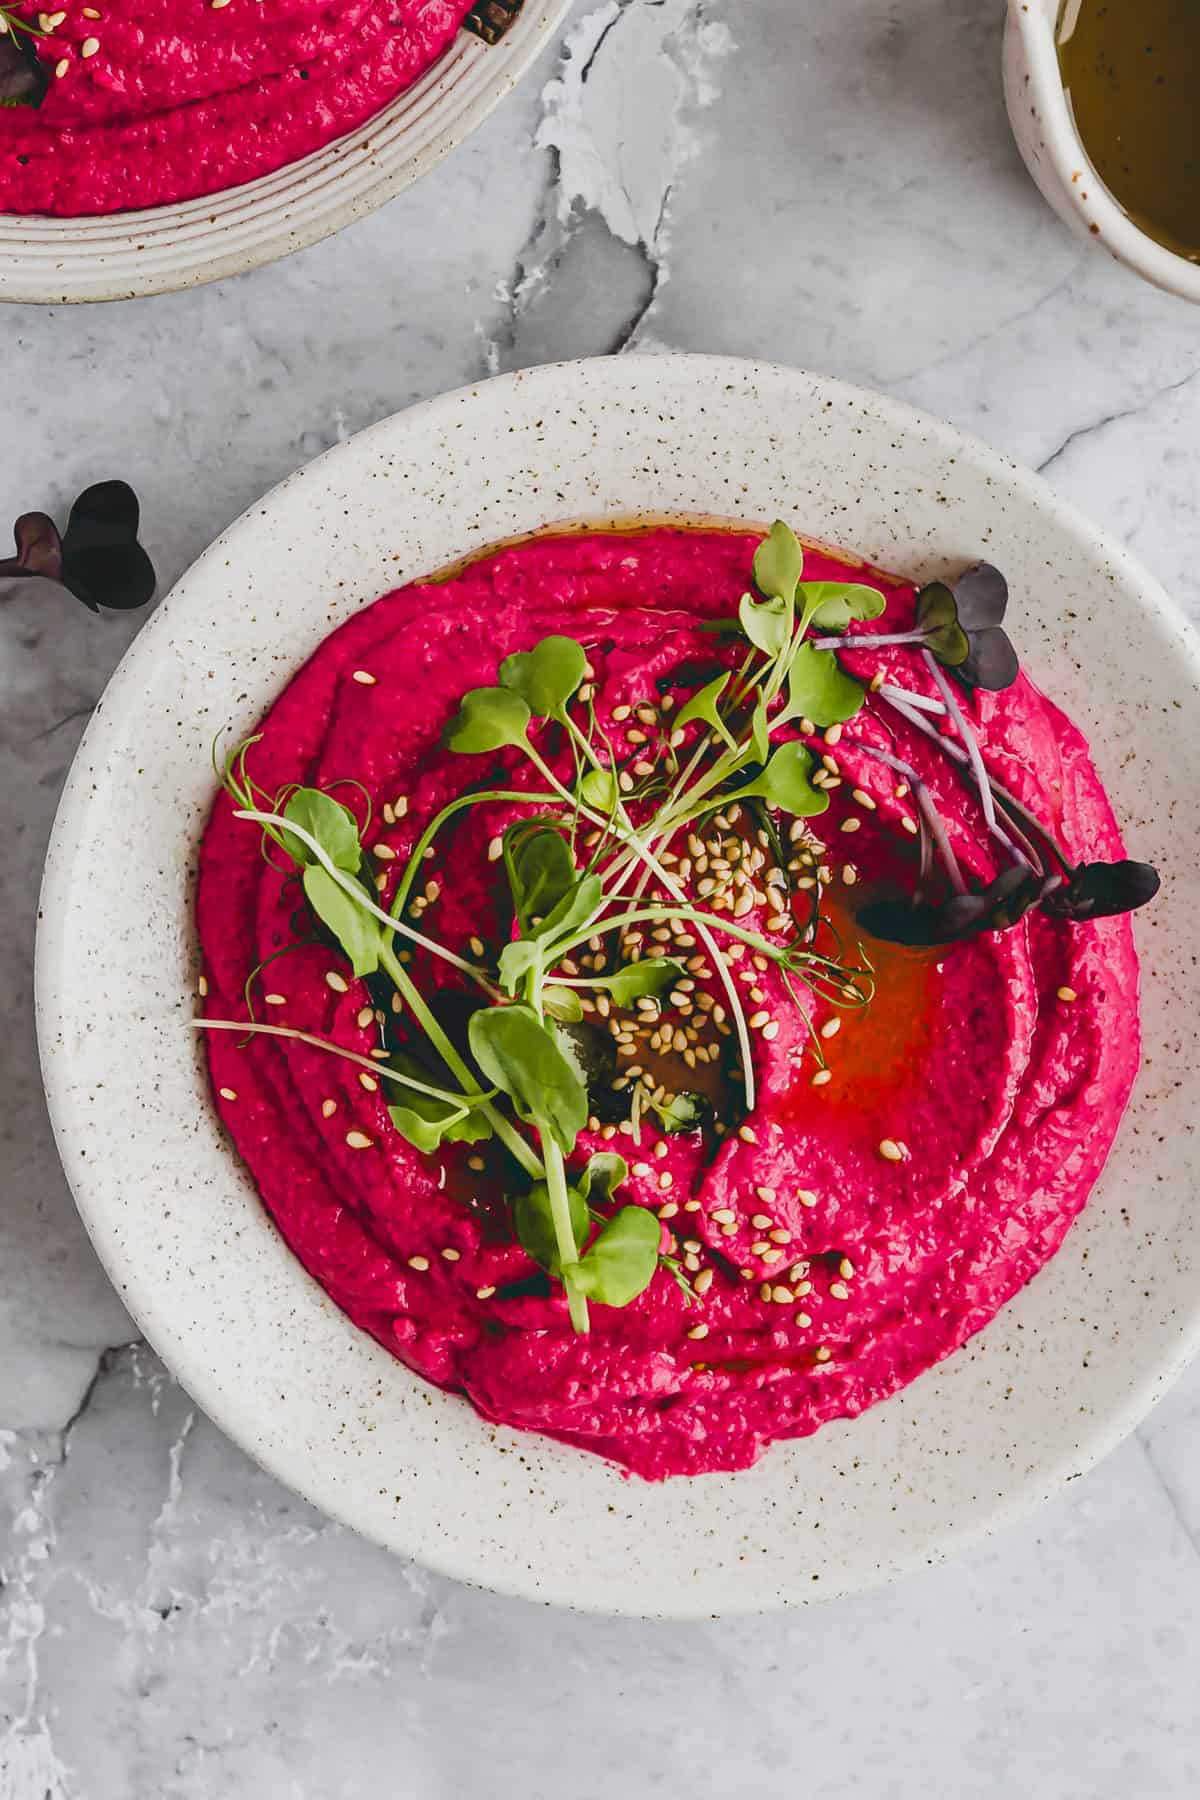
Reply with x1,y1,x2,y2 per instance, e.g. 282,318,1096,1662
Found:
36,356,1200,1616
0,2,567,305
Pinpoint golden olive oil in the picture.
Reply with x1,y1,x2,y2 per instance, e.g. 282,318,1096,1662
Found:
1057,0,1200,261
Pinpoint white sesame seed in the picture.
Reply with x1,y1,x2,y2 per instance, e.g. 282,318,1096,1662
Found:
372,842,396,861
761,1020,780,1042
830,1281,849,1300
772,1285,794,1304
197,974,209,998
760,1247,783,1265
321,1098,337,1119
878,1138,906,1162
811,1068,833,1087
476,1286,496,1299
824,723,843,747
408,1255,430,1272
264,993,286,1007
218,1087,237,1101
351,669,376,686
797,1189,818,1208
711,1208,736,1224
345,1131,373,1149
821,1017,841,1039
487,835,503,861
687,1323,710,1340
1057,985,1079,1003
441,1247,461,1262
738,1125,758,1144
839,817,861,834
80,34,99,56
325,970,349,994
356,1006,374,1029
839,1257,855,1279
901,816,920,836
694,1269,714,1296
358,1073,378,1092
815,1346,832,1363
54,55,69,76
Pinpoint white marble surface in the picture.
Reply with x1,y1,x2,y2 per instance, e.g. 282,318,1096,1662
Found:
3,1,1200,1793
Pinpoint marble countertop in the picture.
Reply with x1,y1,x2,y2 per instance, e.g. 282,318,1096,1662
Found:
3,2,1200,1794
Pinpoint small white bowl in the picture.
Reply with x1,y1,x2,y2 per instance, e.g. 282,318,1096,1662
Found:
35,355,1200,1616
1003,0,1200,303
0,2,567,306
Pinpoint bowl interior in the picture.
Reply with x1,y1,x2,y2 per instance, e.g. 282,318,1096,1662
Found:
35,355,1200,1615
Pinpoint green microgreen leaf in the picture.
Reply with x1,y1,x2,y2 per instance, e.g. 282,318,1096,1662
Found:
732,740,829,817
593,957,686,1008
444,686,531,753
301,865,382,978
280,788,363,872
567,1205,660,1307
538,872,604,943
499,635,587,718
780,641,866,728
799,580,887,630
674,672,737,751
578,765,618,810
577,1151,629,1204
749,693,771,764
514,1180,590,1277
648,1090,706,1133
738,590,791,660
503,823,575,935
543,986,584,1024
387,1093,494,1154
468,1004,587,1155
915,581,970,667
753,520,804,604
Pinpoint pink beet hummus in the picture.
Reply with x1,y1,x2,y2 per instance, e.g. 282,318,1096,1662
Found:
0,0,473,216
197,527,1140,1479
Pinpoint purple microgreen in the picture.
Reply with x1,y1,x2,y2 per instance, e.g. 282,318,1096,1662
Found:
913,582,970,668
952,562,1009,630
922,650,1005,847
860,866,1053,947
851,740,965,895
2,484,156,613
60,482,156,612
1041,860,1161,922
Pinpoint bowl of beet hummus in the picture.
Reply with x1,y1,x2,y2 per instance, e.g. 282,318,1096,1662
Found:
37,357,1200,1614
0,0,568,302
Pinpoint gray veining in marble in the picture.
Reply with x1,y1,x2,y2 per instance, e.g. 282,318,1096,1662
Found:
3,2,1200,1794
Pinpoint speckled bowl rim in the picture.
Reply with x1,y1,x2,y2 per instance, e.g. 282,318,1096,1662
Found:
35,355,1200,1616
0,2,568,305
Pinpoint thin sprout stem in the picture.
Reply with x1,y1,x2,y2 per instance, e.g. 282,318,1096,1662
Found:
192,1018,494,1108
233,807,498,990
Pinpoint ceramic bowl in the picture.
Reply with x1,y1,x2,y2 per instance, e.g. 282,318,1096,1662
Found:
35,355,1200,1616
0,2,567,305
1003,0,1200,303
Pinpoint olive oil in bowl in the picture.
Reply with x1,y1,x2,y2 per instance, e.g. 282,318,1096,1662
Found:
1057,0,1200,262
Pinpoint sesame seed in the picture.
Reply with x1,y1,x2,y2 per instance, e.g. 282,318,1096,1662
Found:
658,1201,679,1220
811,1069,833,1087
769,1228,791,1245
830,1281,849,1300
321,1098,337,1119
197,974,209,998
687,1323,710,1341
738,1124,757,1144
815,1346,832,1362
759,1282,773,1302
839,1258,855,1279
54,55,69,75
345,1131,373,1149
797,1189,818,1208
772,1285,794,1305
611,704,632,721
476,1286,496,1300
218,1086,237,1101
821,1017,841,1039
80,34,99,55
839,818,861,834
326,970,349,993
408,1255,430,1271
351,669,376,686
878,1138,906,1162
358,1072,378,1092
356,1006,374,1029
760,1247,783,1266
1057,985,1078,1003
851,788,877,810
842,864,858,886
372,842,396,861
694,1269,714,1296
487,836,503,862
824,723,843,747
658,1172,674,1192
748,1009,770,1030
711,1208,736,1224
796,1311,813,1328
901,816,920,836
762,1021,780,1042
441,1247,461,1262
264,993,286,1006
